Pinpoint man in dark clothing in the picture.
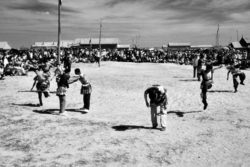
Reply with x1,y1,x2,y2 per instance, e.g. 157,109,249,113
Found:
63,52,72,73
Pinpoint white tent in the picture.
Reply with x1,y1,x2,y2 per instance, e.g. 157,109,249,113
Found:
0,42,11,50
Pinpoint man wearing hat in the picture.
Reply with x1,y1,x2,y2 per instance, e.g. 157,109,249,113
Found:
144,85,168,131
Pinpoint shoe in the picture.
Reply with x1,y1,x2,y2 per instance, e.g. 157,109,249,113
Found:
160,127,166,131
59,112,68,116
152,126,157,129
82,109,89,113
240,82,245,85
204,103,208,110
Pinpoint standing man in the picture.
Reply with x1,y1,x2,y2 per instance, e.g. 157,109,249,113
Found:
144,85,168,131
192,54,199,78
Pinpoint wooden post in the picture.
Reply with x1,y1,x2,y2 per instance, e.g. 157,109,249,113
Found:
57,0,61,65
98,19,102,67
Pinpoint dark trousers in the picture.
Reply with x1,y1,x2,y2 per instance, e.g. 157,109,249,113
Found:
197,67,202,81
201,81,213,105
193,66,197,78
233,73,246,91
83,93,91,110
59,95,66,113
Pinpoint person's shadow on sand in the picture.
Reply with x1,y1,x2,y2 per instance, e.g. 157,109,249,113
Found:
179,79,198,82
112,110,203,131
11,103,40,107
208,90,233,93
33,108,88,115
167,110,202,117
112,125,152,131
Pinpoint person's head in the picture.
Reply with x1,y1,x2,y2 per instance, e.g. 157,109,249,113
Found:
205,64,213,72
74,68,81,75
200,54,204,59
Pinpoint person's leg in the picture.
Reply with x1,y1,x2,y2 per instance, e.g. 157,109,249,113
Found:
150,104,158,128
201,85,208,110
193,66,197,78
38,92,43,106
59,95,66,114
159,103,167,131
197,68,201,81
83,93,91,110
233,75,239,92
240,72,246,85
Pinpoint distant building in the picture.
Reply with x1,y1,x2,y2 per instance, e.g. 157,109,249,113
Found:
167,43,191,51
0,42,11,50
239,37,250,58
190,45,213,50
31,41,74,49
74,38,120,50
117,44,130,50
229,41,243,51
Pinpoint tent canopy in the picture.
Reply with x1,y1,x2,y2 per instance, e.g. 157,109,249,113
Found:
0,42,11,50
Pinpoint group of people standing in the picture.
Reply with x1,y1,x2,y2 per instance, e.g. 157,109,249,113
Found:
30,56,92,116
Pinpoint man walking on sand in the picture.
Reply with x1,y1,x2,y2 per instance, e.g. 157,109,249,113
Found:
144,85,168,131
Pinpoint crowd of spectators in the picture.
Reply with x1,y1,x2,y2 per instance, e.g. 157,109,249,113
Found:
0,47,249,79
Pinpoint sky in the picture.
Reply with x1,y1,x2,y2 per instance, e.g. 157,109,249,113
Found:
0,0,249,48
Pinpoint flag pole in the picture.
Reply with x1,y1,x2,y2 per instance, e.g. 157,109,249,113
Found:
98,19,102,67
57,0,61,65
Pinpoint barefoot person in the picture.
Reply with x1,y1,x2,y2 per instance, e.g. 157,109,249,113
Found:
55,67,72,116
200,64,222,110
144,85,168,131
227,62,246,93
31,69,50,106
70,68,92,113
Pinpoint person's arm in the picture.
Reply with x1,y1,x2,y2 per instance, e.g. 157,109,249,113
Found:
213,65,223,71
68,76,79,84
144,90,149,107
227,70,230,80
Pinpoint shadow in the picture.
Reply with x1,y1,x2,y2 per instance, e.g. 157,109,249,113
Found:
167,110,202,117
18,90,37,93
208,90,233,93
11,103,40,107
66,109,88,114
33,108,88,115
112,125,152,131
179,79,198,82
33,109,58,115
173,76,185,78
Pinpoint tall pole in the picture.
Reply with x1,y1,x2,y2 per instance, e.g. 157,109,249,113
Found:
57,0,61,65
237,30,239,41
98,19,102,67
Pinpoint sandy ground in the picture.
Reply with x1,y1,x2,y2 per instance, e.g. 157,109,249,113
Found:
0,62,250,167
